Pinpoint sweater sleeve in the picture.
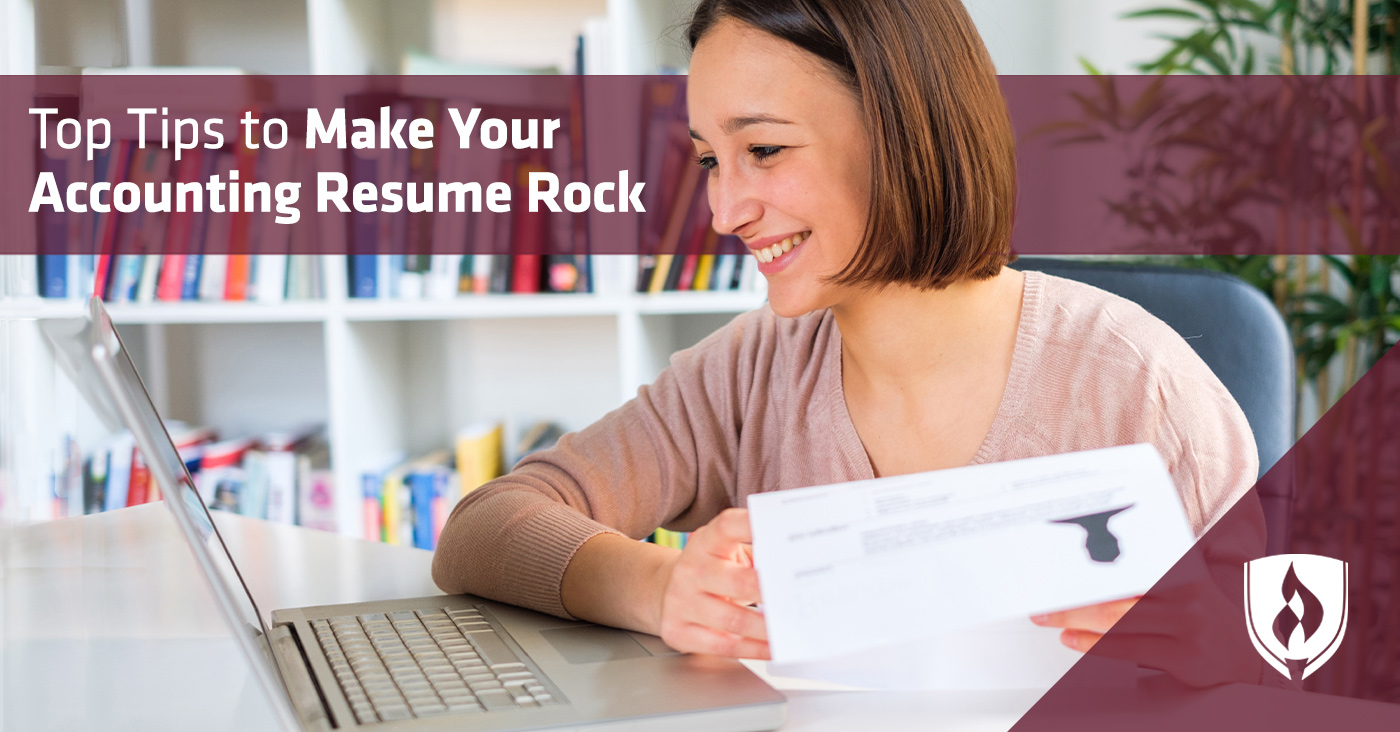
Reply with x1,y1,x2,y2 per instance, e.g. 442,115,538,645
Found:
1151,361,1261,539
430,310,761,619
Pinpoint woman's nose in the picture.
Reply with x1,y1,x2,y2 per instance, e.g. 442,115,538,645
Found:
707,171,763,237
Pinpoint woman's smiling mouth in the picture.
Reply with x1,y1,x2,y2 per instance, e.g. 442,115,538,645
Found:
748,231,810,273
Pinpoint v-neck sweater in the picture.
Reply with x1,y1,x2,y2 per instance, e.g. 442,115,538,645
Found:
431,271,1263,619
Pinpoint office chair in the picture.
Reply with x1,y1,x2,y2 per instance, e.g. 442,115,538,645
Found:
1012,258,1296,555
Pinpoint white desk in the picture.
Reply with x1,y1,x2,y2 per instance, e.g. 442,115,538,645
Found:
1,504,1038,731
12,506,1396,731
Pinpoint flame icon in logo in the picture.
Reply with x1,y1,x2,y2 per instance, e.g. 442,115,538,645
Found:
1245,554,1348,681
1272,562,1324,651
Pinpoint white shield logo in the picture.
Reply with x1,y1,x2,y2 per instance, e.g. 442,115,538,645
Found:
1244,554,1348,681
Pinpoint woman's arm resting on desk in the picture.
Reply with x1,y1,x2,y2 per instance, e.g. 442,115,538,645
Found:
432,311,764,628
562,509,771,660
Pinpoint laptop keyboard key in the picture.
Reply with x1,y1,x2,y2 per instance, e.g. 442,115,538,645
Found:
378,705,412,721
475,689,515,711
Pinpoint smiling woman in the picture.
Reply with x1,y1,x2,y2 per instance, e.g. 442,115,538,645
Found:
432,0,1268,689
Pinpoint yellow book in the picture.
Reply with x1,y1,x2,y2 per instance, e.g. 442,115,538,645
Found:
380,461,411,546
455,422,504,498
693,255,715,292
648,254,675,293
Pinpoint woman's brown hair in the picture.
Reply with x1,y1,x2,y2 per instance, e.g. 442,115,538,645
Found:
687,0,1016,289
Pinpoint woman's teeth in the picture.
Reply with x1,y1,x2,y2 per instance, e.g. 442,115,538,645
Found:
755,232,809,264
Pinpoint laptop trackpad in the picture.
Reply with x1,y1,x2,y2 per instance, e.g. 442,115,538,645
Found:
540,626,653,664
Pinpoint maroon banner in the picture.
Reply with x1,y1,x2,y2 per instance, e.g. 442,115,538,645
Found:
1,75,1398,256
1014,342,1400,729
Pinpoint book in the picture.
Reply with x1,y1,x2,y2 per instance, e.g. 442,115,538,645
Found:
637,80,687,290
102,434,135,512
91,141,133,301
196,438,251,508
263,427,320,524
299,468,336,534
648,162,704,294
363,475,384,542
510,158,549,294
223,123,261,301
404,451,452,550
252,140,297,304
126,448,151,506
84,446,110,515
156,149,204,301
37,124,71,298
454,422,504,497
347,147,380,298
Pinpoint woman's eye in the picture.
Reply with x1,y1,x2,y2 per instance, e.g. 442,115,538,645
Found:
694,154,718,171
749,145,784,161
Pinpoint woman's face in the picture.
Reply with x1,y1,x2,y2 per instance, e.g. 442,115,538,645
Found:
688,19,872,317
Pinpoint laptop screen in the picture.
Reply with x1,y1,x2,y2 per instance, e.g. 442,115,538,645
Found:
81,298,298,727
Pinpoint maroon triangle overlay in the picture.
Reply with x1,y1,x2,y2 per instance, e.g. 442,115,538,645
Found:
1011,344,1400,730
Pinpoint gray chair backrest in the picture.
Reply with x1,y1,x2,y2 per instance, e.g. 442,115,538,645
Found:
1012,258,1295,554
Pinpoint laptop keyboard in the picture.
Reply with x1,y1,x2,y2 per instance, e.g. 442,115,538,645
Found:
311,607,559,725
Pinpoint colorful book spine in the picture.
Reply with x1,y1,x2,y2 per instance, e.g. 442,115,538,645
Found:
363,476,384,542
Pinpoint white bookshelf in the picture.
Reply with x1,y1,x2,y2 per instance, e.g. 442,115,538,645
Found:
0,0,770,536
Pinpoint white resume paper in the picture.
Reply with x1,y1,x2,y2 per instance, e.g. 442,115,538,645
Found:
748,444,1196,665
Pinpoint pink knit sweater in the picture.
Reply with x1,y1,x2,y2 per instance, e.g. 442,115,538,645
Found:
431,270,1263,618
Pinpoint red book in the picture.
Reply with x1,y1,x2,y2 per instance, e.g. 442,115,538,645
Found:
91,141,133,301
126,449,150,506
224,124,260,301
509,160,548,294
157,150,203,301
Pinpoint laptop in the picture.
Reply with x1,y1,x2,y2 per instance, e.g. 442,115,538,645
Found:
50,298,786,732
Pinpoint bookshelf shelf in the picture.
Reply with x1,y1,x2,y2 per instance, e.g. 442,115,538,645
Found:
340,294,625,322
0,298,332,324
634,291,766,315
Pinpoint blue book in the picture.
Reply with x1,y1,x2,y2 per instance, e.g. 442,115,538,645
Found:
406,469,444,550
102,435,134,512
181,254,203,300
39,256,68,298
78,256,96,300
113,254,145,302
348,151,379,298
388,254,405,298
181,151,221,299
350,256,378,298
37,144,69,298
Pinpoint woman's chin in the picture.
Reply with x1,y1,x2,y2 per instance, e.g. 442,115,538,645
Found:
764,285,826,319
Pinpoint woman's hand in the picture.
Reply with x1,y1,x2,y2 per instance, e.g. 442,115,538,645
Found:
656,508,770,659
1031,579,1261,687
1031,596,1141,653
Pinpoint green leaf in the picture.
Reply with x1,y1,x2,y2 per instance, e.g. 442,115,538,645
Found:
1122,8,1207,21
1372,258,1391,298
1077,56,1105,75
1322,254,1358,287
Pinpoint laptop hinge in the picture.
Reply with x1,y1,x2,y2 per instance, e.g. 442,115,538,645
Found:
269,623,335,731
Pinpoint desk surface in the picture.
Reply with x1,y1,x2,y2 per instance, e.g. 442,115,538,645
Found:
2,504,1039,732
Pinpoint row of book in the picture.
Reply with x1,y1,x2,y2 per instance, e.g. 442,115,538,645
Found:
24,252,765,302
35,135,325,303
344,92,592,298
633,78,765,297
344,252,588,301
35,252,326,302
361,421,562,548
47,424,336,531
361,420,690,550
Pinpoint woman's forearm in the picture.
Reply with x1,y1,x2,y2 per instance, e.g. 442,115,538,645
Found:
560,532,680,635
